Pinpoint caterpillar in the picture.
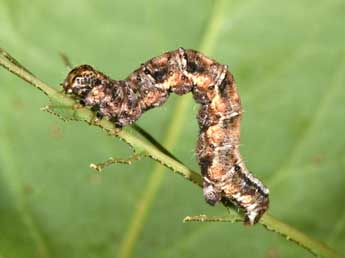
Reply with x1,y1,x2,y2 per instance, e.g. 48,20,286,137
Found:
62,48,269,224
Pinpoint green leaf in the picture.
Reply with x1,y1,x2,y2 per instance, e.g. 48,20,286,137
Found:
0,0,345,258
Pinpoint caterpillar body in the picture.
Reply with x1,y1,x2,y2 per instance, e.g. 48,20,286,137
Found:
62,48,269,224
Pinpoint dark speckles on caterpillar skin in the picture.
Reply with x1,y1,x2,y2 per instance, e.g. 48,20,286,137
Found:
62,48,269,225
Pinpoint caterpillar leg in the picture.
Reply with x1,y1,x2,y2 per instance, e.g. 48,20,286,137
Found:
203,177,221,205
88,108,104,125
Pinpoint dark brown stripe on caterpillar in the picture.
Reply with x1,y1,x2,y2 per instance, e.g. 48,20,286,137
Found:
62,48,269,224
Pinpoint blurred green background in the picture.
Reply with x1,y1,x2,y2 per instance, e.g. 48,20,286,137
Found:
0,0,345,257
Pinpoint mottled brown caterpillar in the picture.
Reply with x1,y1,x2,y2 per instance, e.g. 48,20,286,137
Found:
62,48,269,224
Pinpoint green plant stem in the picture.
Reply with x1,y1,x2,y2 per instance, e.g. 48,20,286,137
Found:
261,214,343,258
1,48,344,258
184,214,343,258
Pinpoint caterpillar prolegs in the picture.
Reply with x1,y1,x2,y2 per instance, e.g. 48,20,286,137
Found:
62,48,269,224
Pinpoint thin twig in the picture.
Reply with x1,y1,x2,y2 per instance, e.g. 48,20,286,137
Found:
1,48,344,258
90,152,146,172
183,214,242,223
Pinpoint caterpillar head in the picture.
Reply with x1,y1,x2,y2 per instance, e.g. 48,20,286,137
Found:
63,65,98,98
